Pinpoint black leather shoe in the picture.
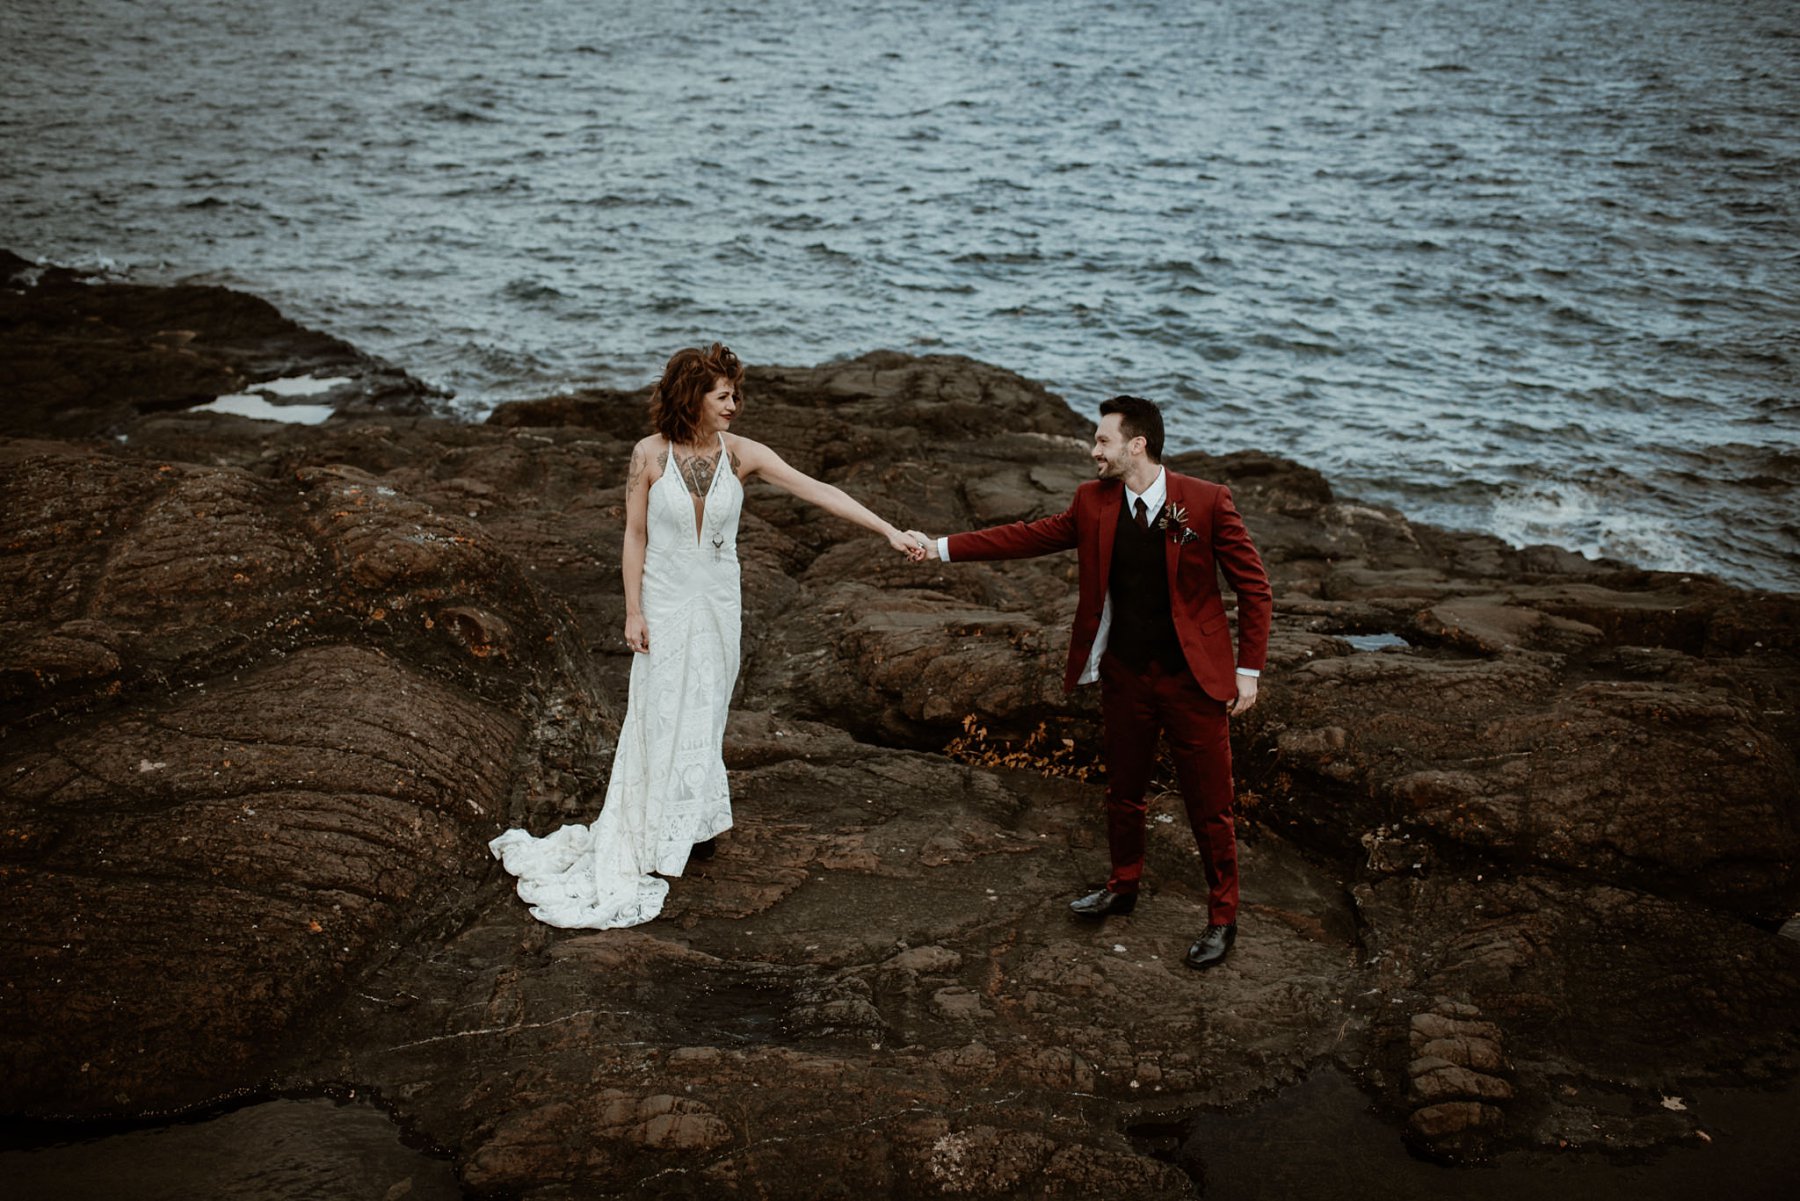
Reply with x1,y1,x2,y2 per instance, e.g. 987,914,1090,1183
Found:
1184,924,1237,970
689,838,717,862
1069,888,1137,918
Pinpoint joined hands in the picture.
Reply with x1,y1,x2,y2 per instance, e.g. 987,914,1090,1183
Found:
888,528,928,562
903,530,939,561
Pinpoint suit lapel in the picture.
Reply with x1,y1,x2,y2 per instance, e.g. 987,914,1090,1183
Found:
1163,473,1183,593
1094,480,1123,599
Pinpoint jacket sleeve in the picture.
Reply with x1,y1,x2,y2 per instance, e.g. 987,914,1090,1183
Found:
1213,486,1272,672
946,500,1079,562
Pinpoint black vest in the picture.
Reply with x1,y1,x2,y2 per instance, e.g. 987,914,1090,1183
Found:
1107,498,1185,672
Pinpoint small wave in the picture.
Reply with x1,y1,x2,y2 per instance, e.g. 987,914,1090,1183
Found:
1549,304,1609,327
502,278,570,303
710,241,760,267
1247,331,1342,357
1735,474,1795,491
1486,479,1706,573
1750,396,1800,416
442,176,531,199
889,277,977,294
1750,448,1800,481
442,340,560,383
952,250,1047,266
1653,337,1789,366
417,102,498,124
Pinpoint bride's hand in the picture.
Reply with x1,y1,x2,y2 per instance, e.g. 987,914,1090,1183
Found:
888,528,927,562
624,613,650,654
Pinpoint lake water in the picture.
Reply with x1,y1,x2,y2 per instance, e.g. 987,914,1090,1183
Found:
3,0,1795,588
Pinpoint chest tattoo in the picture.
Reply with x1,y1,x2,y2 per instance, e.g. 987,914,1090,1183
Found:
674,449,728,498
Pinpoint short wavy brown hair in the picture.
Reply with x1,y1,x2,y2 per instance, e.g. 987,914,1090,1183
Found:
648,342,745,447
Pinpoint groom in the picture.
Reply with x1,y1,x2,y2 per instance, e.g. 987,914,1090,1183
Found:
908,395,1271,969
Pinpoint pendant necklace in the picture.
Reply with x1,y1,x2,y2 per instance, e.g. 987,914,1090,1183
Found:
708,447,730,560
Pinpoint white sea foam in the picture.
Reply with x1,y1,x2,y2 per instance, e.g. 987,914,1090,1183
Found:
1487,483,1706,574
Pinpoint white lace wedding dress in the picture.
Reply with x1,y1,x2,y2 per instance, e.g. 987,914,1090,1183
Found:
489,435,742,928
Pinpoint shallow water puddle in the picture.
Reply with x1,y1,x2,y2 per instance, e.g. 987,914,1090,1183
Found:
4,1095,460,1201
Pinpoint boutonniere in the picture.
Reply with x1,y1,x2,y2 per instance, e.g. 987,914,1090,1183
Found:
1158,502,1199,545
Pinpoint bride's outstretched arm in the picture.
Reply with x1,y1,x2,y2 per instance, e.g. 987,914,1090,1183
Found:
621,437,655,652
732,436,922,559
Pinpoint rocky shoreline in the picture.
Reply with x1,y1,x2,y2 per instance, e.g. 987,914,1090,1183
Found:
3,257,1797,1196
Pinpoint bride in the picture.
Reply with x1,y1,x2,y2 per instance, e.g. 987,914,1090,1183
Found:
489,343,922,928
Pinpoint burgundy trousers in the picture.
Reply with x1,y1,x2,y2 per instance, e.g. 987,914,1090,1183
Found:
1098,652,1239,924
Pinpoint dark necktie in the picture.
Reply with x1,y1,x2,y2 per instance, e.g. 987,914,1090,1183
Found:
1134,498,1149,530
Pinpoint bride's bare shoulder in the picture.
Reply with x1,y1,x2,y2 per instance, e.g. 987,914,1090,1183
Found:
722,431,770,469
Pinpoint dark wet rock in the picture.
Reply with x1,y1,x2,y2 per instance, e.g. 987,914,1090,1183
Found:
1401,1002,1514,1157
1357,871,1800,1158
0,250,439,438
289,718,1344,1199
0,441,602,1115
2,273,1797,1192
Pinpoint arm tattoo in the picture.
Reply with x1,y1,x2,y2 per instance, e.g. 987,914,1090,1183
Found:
626,445,647,492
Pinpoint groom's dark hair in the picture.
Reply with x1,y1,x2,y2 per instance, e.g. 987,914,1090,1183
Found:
1099,395,1164,462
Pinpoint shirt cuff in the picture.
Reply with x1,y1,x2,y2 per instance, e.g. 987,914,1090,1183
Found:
1235,667,1261,678
936,536,951,562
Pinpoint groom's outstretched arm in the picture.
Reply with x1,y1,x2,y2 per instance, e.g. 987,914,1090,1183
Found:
907,501,1080,564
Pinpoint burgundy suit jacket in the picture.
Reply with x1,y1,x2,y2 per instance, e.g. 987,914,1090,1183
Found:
946,472,1272,700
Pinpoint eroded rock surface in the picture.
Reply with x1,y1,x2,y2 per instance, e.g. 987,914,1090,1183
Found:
0,440,600,1114
3,272,1796,1194
0,250,437,437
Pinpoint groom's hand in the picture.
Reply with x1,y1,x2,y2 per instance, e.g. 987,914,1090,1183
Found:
904,530,939,561
1228,674,1258,716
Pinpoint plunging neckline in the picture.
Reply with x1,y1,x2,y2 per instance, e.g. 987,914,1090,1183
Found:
668,432,729,548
